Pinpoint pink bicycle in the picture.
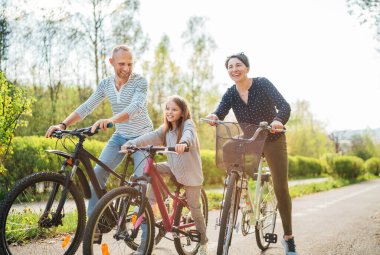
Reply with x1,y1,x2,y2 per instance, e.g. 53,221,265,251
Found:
82,145,208,255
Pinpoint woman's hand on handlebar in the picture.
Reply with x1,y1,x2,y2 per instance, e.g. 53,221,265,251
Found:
269,120,284,133
205,113,219,126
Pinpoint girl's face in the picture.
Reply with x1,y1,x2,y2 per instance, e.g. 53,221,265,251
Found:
227,57,249,83
165,100,183,127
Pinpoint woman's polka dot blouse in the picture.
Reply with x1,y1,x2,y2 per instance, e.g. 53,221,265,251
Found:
214,77,291,141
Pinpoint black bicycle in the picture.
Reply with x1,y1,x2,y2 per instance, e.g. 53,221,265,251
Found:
0,123,137,255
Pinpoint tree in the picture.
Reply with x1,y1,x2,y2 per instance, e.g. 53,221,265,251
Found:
0,72,33,174
286,100,335,158
144,35,182,127
347,0,380,47
181,16,217,124
0,0,10,72
350,132,377,160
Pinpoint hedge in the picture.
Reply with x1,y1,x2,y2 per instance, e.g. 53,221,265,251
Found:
364,157,380,176
330,156,364,179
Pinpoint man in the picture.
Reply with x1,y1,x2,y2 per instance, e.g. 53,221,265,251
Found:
45,45,153,216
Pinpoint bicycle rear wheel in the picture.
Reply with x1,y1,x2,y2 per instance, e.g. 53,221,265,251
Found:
0,172,86,255
83,186,155,255
217,172,240,255
255,175,278,250
173,188,208,255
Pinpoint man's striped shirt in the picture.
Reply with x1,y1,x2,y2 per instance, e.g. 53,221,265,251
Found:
75,73,153,138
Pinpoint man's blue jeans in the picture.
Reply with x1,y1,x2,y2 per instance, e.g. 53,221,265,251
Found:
87,132,147,216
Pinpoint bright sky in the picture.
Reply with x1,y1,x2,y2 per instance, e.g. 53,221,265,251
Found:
138,0,380,132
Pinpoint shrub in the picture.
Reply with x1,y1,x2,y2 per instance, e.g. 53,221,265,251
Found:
331,156,364,179
364,157,380,176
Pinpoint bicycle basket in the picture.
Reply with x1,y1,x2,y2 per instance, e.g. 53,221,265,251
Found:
215,122,268,176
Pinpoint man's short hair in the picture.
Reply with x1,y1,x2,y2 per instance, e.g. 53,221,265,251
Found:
112,45,132,56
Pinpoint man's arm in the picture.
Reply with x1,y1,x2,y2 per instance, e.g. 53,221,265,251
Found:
45,112,81,137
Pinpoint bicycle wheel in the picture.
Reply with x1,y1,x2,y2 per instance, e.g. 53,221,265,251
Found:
83,186,155,255
173,188,208,255
255,175,278,250
217,172,240,255
0,172,86,255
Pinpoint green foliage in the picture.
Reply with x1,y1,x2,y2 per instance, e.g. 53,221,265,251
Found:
364,157,380,175
349,133,376,160
288,155,323,178
0,72,33,174
286,100,335,158
331,155,364,179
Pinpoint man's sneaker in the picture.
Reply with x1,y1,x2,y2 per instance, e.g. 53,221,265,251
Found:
199,242,209,255
281,237,298,255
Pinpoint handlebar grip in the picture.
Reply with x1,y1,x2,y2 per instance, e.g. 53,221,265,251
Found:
95,122,114,131
167,147,190,152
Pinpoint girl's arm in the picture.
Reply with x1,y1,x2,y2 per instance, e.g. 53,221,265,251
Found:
179,120,197,147
124,125,164,148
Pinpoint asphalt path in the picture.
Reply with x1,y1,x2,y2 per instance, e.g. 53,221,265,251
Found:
151,178,380,255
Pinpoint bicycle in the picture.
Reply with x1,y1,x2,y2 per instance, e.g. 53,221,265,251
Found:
82,145,208,255
201,119,280,255
0,123,137,255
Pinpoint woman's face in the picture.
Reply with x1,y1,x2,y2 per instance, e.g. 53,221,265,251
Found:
165,100,182,127
227,57,249,83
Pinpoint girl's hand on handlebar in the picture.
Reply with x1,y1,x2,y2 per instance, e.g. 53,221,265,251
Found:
175,143,188,154
205,114,219,126
269,120,284,133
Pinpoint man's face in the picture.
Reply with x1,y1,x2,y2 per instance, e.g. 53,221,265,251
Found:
109,50,134,81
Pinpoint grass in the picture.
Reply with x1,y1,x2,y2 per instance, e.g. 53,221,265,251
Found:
5,209,79,245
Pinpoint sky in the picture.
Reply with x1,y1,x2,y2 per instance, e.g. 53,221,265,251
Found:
137,0,380,132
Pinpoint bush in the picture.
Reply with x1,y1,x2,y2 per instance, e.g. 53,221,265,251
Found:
288,155,323,178
331,156,364,179
364,157,380,176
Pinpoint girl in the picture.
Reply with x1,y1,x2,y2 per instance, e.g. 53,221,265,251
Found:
122,95,208,255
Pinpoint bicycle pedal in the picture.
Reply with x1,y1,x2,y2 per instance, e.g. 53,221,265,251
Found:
188,229,201,242
264,233,277,243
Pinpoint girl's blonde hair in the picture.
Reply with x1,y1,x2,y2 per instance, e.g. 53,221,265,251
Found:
162,95,192,146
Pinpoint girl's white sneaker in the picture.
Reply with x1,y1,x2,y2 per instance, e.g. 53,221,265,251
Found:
199,243,209,255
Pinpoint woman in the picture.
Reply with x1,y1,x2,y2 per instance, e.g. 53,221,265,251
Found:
206,52,297,255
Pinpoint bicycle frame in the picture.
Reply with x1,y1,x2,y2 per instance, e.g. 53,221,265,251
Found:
45,132,131,225
131,152,196,238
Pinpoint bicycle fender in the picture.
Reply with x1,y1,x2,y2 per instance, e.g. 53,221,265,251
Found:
46,150,92,199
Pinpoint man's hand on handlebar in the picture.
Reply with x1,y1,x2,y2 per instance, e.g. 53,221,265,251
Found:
45,124,65,138
91,119,115,133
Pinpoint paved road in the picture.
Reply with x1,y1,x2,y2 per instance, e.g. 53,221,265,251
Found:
151,178,380,255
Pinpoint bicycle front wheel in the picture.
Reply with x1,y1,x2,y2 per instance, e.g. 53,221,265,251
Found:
255,175,278,250
173,188,208,255
83,186,155,255
0,172,86,255
217,172,240,255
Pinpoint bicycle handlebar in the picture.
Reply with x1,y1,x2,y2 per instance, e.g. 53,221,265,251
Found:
119,145,189,154
52,123,114,138
200,118,286,143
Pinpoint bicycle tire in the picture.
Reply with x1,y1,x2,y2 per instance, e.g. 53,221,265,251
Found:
217,172,240,255
255,176,278,250
173,188,208,255
0,172,86,255
83,186,155,255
